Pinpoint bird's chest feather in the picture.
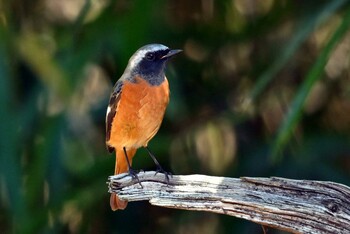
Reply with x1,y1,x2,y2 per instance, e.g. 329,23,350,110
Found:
121,77,169,119
110,76,169,148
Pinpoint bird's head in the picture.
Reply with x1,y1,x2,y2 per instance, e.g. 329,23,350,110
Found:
125,44,181,85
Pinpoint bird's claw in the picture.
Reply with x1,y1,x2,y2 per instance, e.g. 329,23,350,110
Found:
155,167,172,184
128,168,143,188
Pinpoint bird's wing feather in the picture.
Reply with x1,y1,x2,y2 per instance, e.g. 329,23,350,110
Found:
106,80,123,153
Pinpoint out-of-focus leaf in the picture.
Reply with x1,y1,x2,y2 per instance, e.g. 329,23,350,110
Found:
0,27,27,232
17,32,71,104
271,6,350,161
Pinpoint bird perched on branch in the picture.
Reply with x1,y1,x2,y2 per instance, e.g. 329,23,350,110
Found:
106,44,181,210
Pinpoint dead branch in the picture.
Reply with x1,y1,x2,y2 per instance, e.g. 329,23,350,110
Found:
108,171,350,234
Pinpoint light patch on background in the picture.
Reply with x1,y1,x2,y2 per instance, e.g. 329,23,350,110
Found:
184,39,209,62
170,118,237,175
227,77,256,116
259,88,294,135
201,0,214,21
60,201,82,233
45,0,108,24
234,0,274,17
194,119,236,174
325,32,350,79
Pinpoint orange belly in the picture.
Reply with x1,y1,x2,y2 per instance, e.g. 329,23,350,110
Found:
107,76,169,150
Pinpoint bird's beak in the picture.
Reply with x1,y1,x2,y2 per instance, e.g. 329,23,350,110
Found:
161,49,182,59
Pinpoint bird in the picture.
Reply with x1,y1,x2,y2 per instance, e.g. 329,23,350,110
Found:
105,44,181,211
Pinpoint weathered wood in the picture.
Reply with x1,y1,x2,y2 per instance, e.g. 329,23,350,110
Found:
108,171,350,234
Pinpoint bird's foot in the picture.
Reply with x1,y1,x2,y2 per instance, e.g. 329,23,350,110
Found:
155,166,172,184
128,168,143,188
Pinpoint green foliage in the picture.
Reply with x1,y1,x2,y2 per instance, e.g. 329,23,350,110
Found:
250,0,348,101
0,0,349,233
272,4,350,161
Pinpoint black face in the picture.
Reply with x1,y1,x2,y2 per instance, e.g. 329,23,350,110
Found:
136,49,171,85
143,49,170,63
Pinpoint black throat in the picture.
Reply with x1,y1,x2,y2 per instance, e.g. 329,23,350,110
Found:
133,60,167,86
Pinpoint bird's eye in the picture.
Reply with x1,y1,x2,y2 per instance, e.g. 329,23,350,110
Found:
145,52,155,61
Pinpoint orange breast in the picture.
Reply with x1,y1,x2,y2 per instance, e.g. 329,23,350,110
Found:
108,76,169,150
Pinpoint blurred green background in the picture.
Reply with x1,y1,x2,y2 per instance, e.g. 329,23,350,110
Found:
1,0,350,233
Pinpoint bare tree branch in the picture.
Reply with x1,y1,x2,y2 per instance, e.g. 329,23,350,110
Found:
108,171,350,234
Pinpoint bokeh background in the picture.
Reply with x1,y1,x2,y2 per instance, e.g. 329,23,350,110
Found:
1,0,350,233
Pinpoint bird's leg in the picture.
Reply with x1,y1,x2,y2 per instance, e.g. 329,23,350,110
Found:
123,147,143,188
145,146,172,184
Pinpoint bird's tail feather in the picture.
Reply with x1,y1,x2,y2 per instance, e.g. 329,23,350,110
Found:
110,148,137,211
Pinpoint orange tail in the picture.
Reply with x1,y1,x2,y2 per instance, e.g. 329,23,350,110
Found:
110,148,137,211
